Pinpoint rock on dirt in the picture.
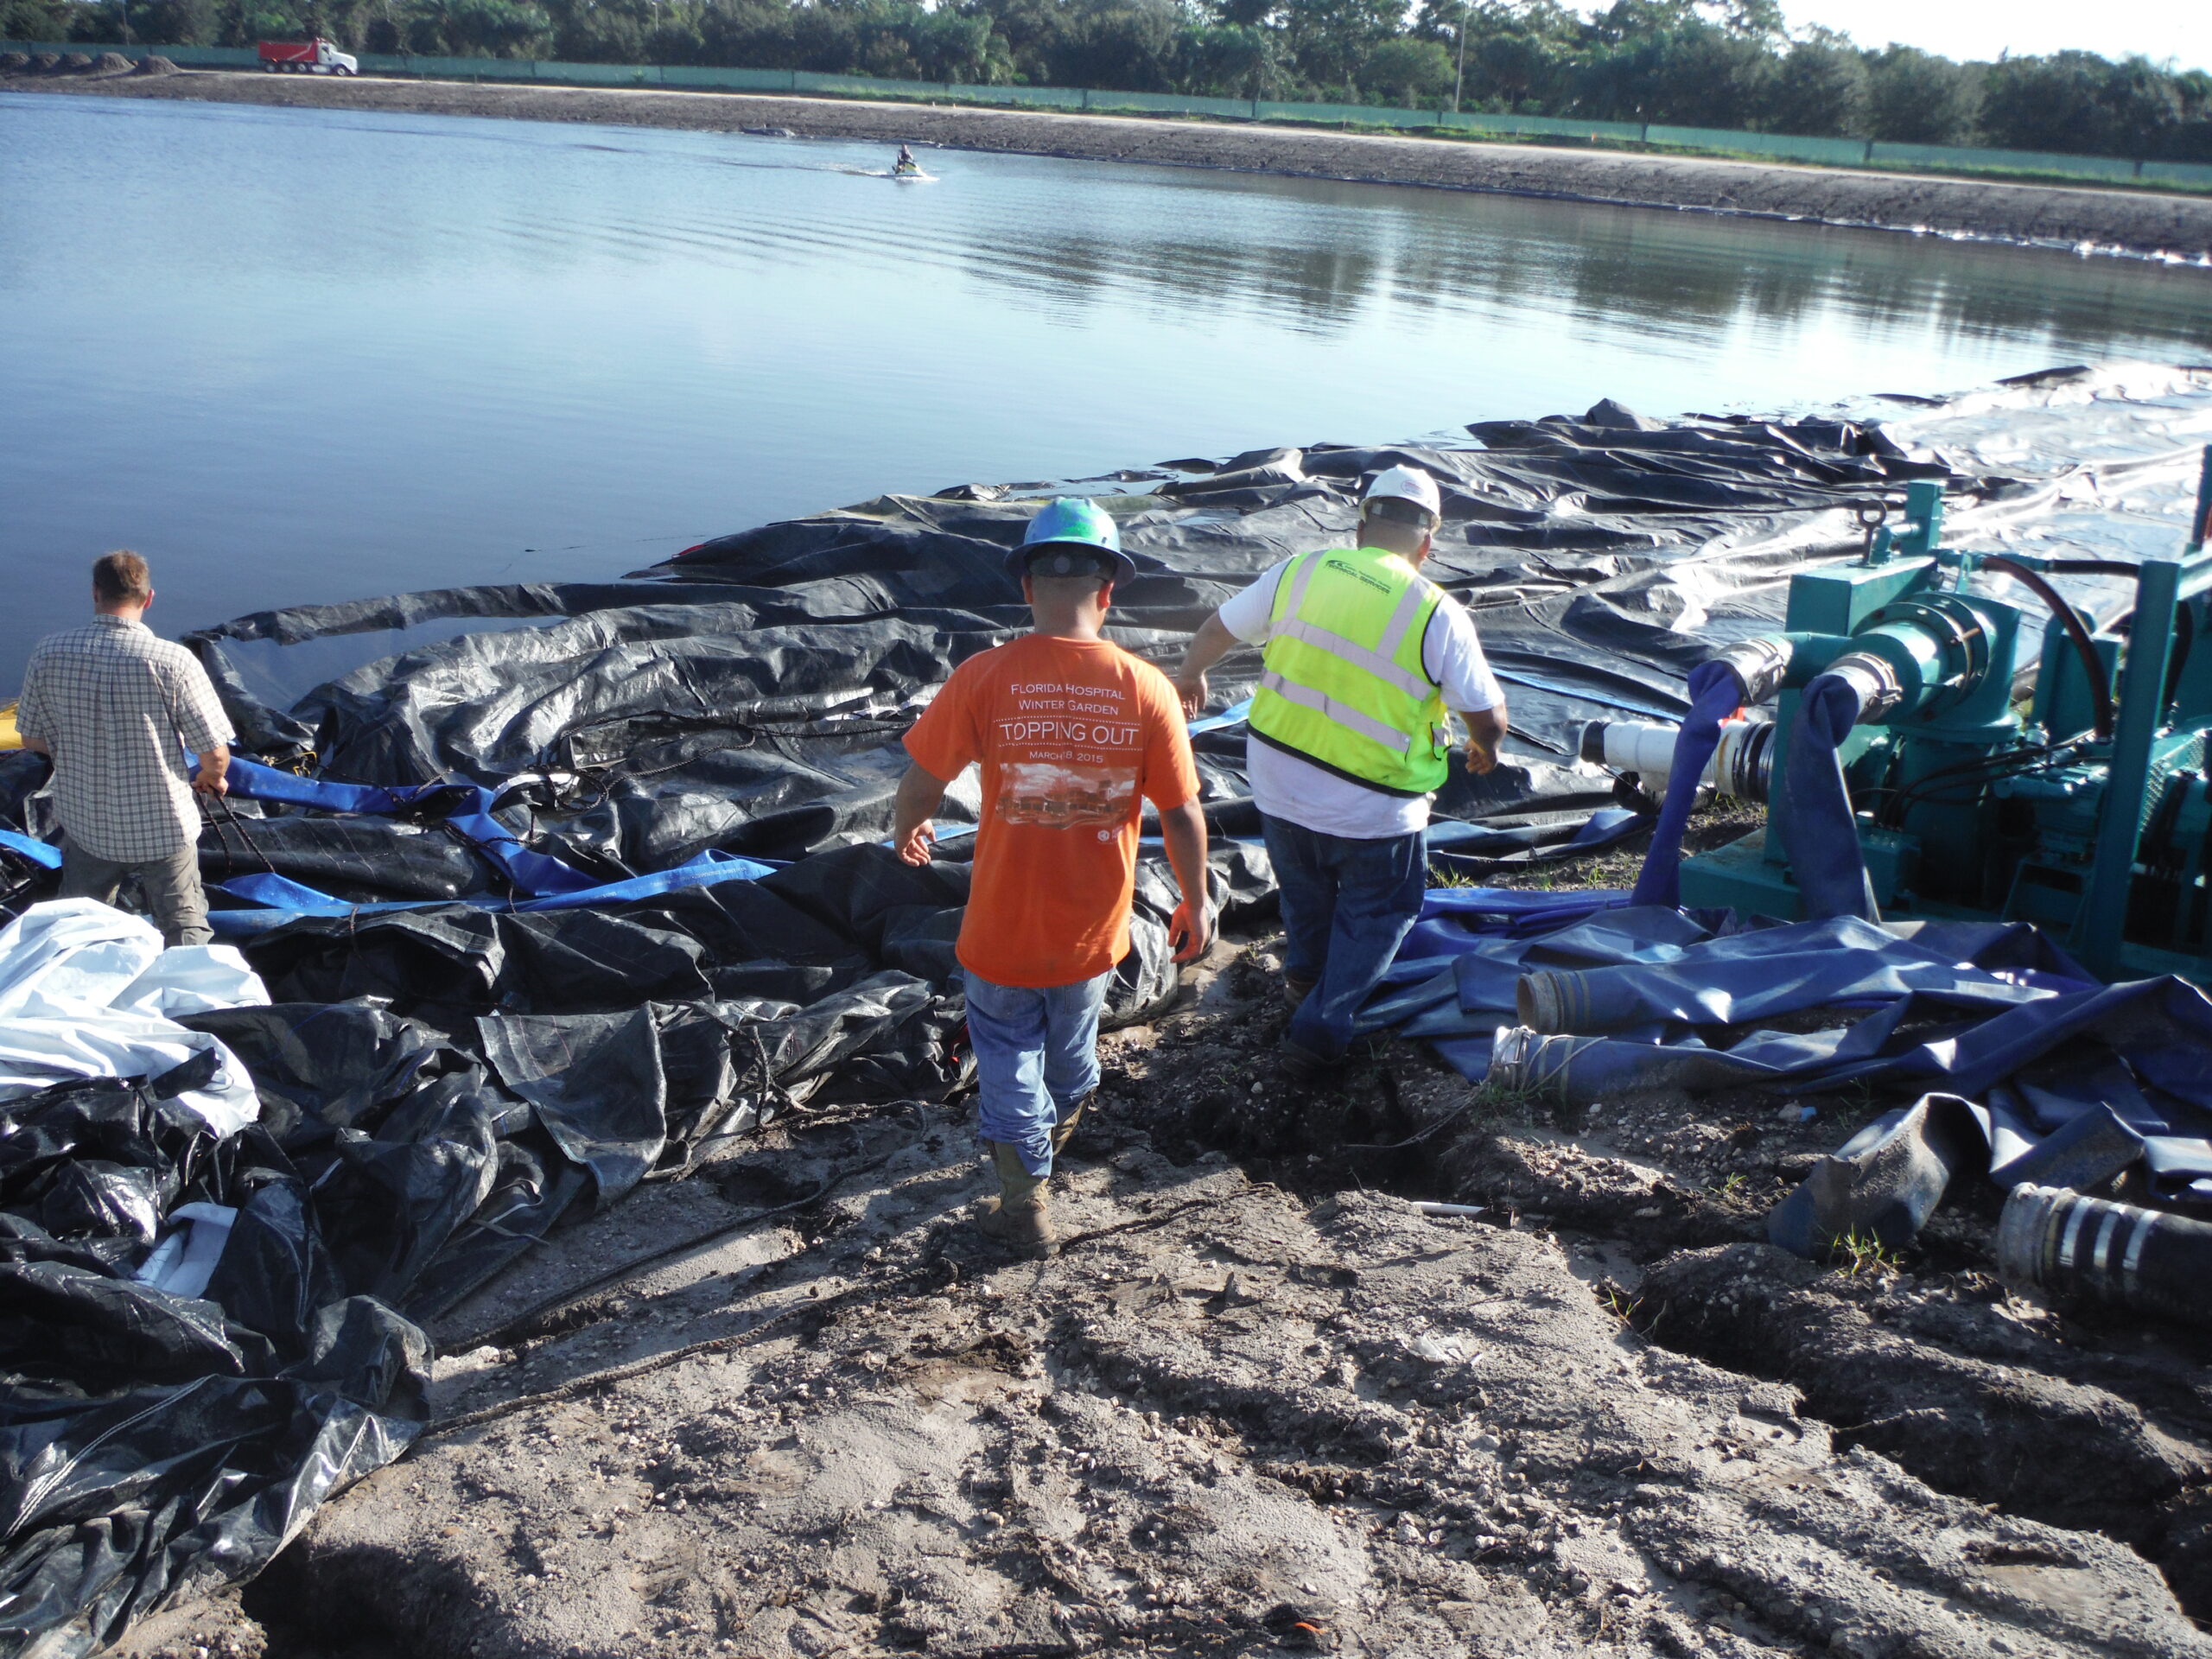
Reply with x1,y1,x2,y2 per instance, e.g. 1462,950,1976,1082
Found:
12,69,2212,259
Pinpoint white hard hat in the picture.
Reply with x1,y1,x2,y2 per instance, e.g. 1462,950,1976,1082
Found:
1363,465,1443,521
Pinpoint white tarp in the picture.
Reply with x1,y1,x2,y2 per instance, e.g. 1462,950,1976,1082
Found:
0,899,269,1136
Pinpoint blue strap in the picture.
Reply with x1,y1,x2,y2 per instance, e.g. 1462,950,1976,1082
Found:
0,829,62,871
221,872,353,913
208,846,779,936
208,755,599,896
515,847,777,909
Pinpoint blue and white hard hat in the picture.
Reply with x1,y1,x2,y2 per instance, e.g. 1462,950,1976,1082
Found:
1006,498,1136,586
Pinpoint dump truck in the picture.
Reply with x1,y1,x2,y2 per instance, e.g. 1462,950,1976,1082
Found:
257,38,358,73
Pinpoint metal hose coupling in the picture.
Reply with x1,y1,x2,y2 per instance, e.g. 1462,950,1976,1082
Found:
1996,1184,2212,1331
1707,637,1792,707
1515,969,1586,1035
1485,1025,1593,1096
1822,650,1905,724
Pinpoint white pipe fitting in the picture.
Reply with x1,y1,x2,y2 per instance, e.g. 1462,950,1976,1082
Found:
1577,717,1771,800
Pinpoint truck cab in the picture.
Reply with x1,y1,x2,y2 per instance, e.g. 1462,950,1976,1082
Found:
257,37,359,75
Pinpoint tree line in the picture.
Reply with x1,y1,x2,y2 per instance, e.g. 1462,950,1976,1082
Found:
11,0,2211,161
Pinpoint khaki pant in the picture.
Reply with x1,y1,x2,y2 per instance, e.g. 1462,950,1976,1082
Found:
59,837,211,948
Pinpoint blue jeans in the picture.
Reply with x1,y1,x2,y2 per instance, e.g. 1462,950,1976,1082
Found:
1263,815,1427,1062
963,967,1114,1176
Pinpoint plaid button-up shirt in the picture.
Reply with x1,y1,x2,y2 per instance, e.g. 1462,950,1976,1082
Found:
16,614,236,863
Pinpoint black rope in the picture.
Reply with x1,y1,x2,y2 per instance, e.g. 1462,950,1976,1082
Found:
425,1178,1238,1438
202,789,281,878
465,1132,907,1354
646,1024,801,1184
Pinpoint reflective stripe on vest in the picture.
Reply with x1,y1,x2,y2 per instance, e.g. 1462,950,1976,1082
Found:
1254,669,1412,752
1248,547,1451,797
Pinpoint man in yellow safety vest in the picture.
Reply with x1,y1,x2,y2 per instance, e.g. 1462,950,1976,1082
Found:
1173,467,1509,1078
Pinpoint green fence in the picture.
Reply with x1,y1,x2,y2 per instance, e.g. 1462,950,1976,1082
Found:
1646,123,1872,168
1451,110,1645,143
12,37,2212,192
1869,139,2149,183
951,82,1084,109
1090,87,1249,118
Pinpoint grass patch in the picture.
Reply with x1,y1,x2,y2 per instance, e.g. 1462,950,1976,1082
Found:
1463,1075,1552,1128
1827,1226,1903,1278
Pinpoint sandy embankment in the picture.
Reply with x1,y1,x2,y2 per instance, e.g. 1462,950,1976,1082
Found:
104,938,2212,1659
11,66,2212,258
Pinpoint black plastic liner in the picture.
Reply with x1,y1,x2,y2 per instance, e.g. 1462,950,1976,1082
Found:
0,956,957,1657
171,405,1979,879
0,1058,428,1659
166,381,2194,905
5,367,2209,1655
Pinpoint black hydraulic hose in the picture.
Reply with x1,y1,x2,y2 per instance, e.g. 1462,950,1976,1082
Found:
1985,554,2190,717
2037,558,2139,576
1981,556,2115,742
1872,739,2066,829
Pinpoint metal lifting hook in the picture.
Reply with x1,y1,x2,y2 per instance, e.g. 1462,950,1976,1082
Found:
1854,499,1891,564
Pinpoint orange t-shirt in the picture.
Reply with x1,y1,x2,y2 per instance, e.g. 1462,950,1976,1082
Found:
903,632,1201,988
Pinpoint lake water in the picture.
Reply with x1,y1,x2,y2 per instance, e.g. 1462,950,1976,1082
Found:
6,90,2212,685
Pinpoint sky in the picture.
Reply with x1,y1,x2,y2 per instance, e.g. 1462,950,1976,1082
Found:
1769,0,2208,73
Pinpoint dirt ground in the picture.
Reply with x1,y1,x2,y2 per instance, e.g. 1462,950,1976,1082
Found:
104,810,2212,1659
9,63,2212,259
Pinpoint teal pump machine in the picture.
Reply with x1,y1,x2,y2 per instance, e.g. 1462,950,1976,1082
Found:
1621,446,2212,982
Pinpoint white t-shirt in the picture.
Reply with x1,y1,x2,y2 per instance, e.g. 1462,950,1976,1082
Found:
1216,554,1504,840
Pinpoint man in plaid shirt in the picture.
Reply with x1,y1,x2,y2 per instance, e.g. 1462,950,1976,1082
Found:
16,552,234,946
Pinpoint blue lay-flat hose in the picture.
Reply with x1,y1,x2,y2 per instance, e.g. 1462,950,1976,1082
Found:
1633,656,1880,921
1630,659,1745,908
1777,671,1881,921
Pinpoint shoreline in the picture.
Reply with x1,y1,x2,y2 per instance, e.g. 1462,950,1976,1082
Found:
10,68,2212,259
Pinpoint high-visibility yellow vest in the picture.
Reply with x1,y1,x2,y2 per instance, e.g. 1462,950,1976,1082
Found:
1248,547,1452,798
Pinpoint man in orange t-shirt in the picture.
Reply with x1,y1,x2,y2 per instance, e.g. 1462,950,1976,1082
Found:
893,499,1213,1257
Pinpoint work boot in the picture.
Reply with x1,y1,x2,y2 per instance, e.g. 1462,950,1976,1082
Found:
1051,1092,1094,1157
1284,972,1318,1011
974,1141,1057,1258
